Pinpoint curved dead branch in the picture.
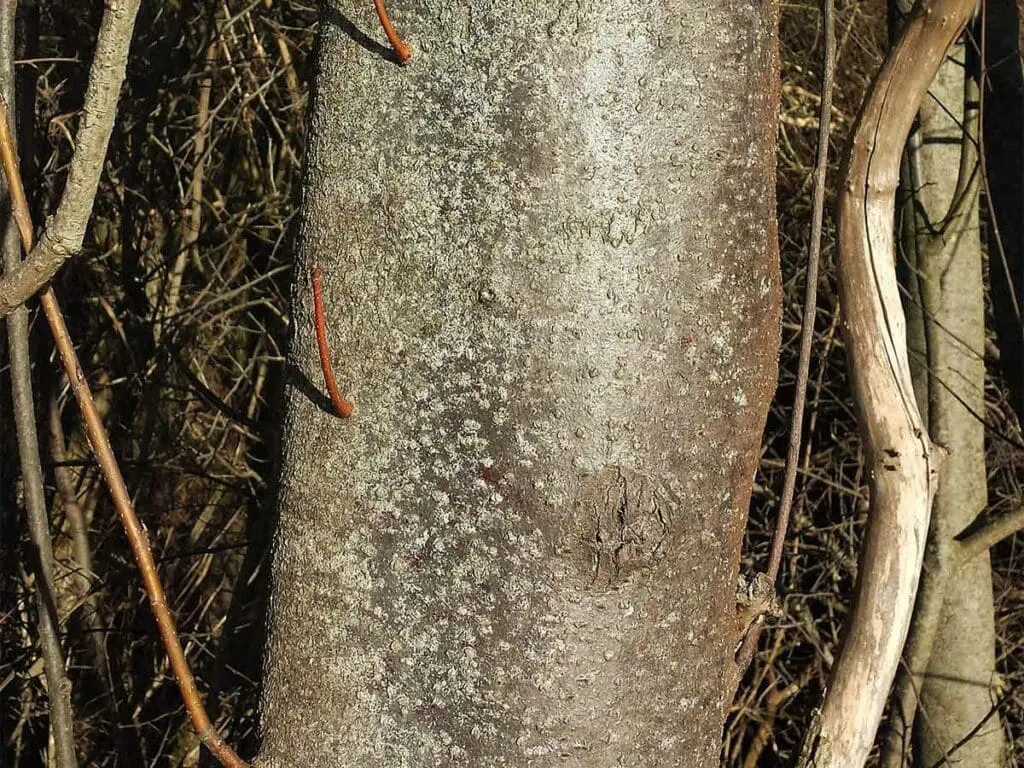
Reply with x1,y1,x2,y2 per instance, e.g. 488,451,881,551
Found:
797,0,977,765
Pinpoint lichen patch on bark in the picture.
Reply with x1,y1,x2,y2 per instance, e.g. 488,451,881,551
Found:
257,2,780,766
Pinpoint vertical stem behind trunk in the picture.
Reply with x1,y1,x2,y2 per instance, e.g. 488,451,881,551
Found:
883,16,1005,766
0,1,77,764
798,0,977,764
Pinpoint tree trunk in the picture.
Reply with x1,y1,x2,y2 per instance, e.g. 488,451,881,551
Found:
256,3,780,766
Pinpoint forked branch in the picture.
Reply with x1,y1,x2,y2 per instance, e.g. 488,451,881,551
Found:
0,0,142,317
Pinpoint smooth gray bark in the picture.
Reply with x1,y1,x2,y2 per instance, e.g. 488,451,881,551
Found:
893,23,1005,768
258,2,780,766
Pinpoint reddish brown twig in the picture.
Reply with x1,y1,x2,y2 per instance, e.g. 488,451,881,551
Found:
373,0,411,63
312,265,355,418
0,95,250,768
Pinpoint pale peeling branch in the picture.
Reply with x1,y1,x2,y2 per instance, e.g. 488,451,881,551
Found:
880,18,999,765
797,0,978,765
0,0,141,317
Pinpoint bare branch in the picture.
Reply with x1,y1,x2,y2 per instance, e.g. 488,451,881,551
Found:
797,0,978,765
0,2,77,763
47,392,108,690
958,505,1024,563
0,95,250,768
881,23,998,765
0,0,142,318
159,38,216,342
732,0,836,693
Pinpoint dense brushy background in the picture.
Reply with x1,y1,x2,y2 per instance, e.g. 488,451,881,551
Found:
0,1,1019,765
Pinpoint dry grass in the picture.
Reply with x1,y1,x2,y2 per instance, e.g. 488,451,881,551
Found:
0,0,1019,766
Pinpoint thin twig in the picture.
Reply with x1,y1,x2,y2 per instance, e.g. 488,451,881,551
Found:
47,392,107,681
160,38,217,343
0,95,250,768
765,0,835,588
734,0,835,683
0,4,77,763
373,0,411,63
0,0,143,317
312,264,354,418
